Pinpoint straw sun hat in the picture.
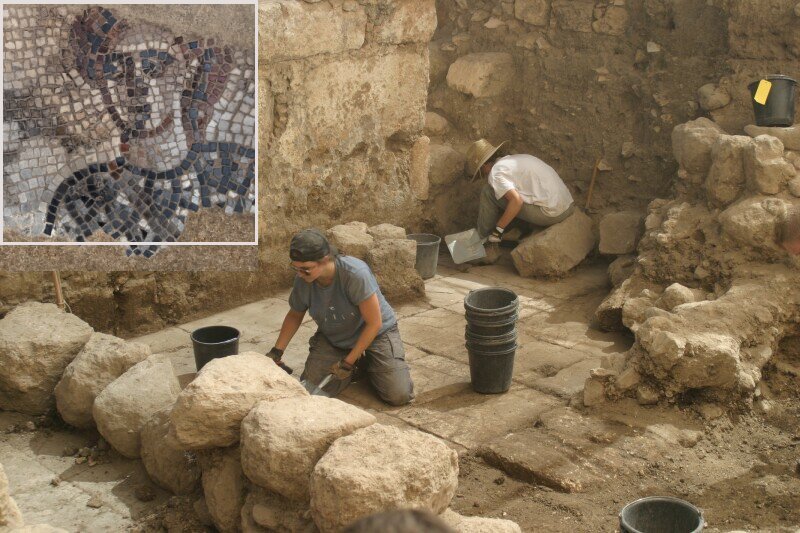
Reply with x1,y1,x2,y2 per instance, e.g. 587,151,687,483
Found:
465,139,507,181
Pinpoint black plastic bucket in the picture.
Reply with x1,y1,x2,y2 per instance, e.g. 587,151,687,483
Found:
463,287,519,394
191,325,240,371
407,234,441,280
465,329,517,352
467,345,516,394
748,75,797,127
620,496,703,533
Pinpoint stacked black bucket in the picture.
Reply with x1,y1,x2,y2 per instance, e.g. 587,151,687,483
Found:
464,287,519,394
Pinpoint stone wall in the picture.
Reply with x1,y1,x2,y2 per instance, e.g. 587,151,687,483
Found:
258,0,437,278
424,0,800,235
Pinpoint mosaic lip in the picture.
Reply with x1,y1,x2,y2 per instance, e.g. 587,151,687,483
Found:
3,5,256,257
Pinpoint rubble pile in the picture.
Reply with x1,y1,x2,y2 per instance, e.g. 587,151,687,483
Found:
588,117,800,408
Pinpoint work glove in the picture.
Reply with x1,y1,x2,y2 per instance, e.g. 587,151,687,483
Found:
487,226,504,244
329,359,354,381
267,347,293,375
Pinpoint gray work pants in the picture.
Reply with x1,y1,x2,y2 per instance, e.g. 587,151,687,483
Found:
300,324,415,406
477,184,575,238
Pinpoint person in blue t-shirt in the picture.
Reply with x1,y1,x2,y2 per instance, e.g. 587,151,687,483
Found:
267,228,415,405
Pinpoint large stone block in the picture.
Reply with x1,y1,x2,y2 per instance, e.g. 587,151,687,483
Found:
424,111,450,137
706,135,752,207
241,396,376,501
0,463,23,528
446,53,514,98
429,143,466,187
514,0,549,26
310,424,458,532
671,118,725,177
367,223,406,241
201,447,246,533
93,357,181,458
170,352,308,450
54,332,151,428
598,211,643,255
552,0,594,32
375,0,437,45
719,196,789,253
327,223,374,260
0,302,93,414
745,124,800,151
440,509,522,532
744,135,796,195
241,488,314,533
512,210,596,277
141,409,201,495
366,238,425,302
259,1,366,62
294,50,428,156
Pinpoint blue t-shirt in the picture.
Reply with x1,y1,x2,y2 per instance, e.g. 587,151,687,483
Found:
288,255,397,349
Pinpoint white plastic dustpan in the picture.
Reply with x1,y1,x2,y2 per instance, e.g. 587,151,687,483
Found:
445,228,487,264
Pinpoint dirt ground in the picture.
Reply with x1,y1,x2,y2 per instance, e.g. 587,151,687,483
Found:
2,254,800,532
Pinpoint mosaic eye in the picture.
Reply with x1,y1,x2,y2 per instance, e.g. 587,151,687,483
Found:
140,50,175,79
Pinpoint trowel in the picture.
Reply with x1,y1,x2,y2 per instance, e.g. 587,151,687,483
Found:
445,228,488,264
300,374,333,396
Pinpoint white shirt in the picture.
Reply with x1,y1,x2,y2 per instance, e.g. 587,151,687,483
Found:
488,154,574,217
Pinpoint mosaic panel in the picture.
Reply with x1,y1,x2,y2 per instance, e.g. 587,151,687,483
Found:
3,6,256,257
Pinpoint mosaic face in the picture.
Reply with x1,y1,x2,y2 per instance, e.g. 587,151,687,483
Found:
2,6,256,257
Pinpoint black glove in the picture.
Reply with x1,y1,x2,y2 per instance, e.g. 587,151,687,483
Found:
267,347,293,375
488,226,504,244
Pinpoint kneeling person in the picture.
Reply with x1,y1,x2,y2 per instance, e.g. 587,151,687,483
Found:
268,229,415,406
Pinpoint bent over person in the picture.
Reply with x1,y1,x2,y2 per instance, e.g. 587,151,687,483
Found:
467,138,575,243
267,229,415,405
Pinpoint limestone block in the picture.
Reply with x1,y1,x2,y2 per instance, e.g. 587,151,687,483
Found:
598,211,643,255
54,332,151,428
241,396,376,501
93,357,181,458
615,367,641,391
375,0,437,45
608,255,636,287
241,488,313,533
511,210,596,277
0,302,93,414
552,0,595,33
366,239,425,302
789,176,800,197
621,293,659,333
201,447,246,533
446,53,514,98
706,135,752,207
582,377,606,407
656,283,702,312
671,118,725,176
367,223,406,241
592,5,629,36
409,135,431,200
327,224,374,260
141,409,201,495
744,135,796,195
514,0,549,26
719,196,789,253
310,424,459,532
440,509,522,533
424,111,450,137
429,143,466,187
745,124,800,151
0,464,23,528
697,83,731,111
297,51,428,155
259,1,366,62
170,352,308,450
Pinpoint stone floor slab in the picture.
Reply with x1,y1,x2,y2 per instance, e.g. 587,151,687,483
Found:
130,326,191,354
522,357,603,399
393,385,563,449
398,308,467,361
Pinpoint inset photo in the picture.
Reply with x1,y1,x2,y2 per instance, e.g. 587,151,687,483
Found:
2,4,256,263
